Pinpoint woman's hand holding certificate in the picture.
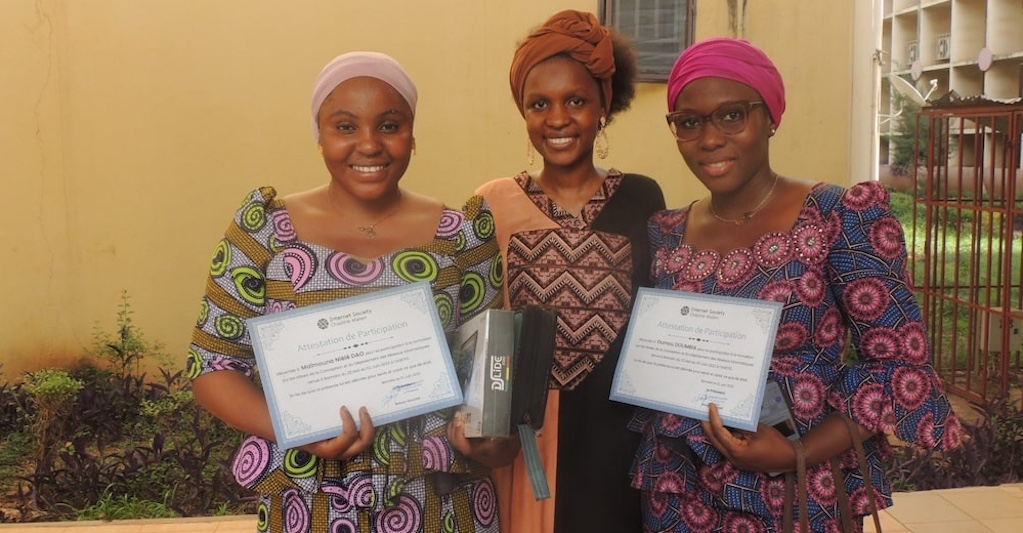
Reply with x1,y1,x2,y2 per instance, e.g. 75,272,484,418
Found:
298,406,376,460
610,288,783,431
700,403,797,474
247,283,463,450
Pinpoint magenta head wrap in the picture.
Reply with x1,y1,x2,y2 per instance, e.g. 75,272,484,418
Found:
310,51,418,142
667,38,785,128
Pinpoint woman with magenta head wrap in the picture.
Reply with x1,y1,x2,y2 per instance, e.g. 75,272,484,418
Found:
188,51,508,532
476,9,665,533
630,38,961,532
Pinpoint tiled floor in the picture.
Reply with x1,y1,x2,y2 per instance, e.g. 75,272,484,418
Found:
867,483,1023,533
1,484,1020,532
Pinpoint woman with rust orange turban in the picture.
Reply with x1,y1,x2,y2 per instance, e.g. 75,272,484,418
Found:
474,9,665,533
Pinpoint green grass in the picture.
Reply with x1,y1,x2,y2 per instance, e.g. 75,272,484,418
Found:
73,490,180,521
893,191,1023,387
0,432,31,494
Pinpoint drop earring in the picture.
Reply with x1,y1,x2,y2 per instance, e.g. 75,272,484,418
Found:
526,138,536,166
595,116,610,160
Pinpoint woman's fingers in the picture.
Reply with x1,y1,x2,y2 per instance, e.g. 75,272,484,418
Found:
300,406,376,461
447,412,472,455
339,407,375,460
446,413,520,468
702,403,749,458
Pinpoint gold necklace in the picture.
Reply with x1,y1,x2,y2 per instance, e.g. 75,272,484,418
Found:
327,187,403,239
708,173,779,226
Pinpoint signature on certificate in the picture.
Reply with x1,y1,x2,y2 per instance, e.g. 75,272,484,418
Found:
382,380,425,407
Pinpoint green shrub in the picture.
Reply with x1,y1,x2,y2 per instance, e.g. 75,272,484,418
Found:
887,398,1023,490
22,369,83,464
1,292,254,523
888,95,952,178
92,290,170,377
0,365,30,437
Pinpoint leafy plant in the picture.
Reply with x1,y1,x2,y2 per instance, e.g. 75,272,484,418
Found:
2,292,254,523
0,432,31,510
0,364,30,438
888,93,952,178
888,94,923,177
888,190,926,232
22,369,83,465
887,397,1023,490
92,290,170,377
10,365,252,521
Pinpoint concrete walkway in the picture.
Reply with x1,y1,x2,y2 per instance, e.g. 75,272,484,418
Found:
0,483,1020,533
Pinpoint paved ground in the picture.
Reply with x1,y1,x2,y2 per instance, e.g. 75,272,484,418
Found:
0,483,1021,533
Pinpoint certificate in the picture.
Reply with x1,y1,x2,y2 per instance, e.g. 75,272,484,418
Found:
610,288,783,431
247,282,461,450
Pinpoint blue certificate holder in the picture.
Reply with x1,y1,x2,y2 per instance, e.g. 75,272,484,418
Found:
610,288,783,432
247,282,462,450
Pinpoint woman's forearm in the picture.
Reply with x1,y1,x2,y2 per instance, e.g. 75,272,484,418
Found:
799,412,876,467
192,371,276,441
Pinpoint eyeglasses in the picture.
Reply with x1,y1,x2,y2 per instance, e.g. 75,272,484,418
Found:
666,101,766,141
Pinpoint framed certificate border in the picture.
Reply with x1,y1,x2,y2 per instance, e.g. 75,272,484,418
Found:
610,288,783,431
247,282,461,450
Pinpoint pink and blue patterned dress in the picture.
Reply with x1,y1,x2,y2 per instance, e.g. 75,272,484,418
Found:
187,187,504,533
630,181,962,533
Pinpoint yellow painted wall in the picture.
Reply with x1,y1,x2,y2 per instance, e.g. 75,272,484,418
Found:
1,1,75,374
618,0,857,211
0,0,857,378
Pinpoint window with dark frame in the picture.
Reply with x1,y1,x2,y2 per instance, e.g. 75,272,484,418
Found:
601,0,696,82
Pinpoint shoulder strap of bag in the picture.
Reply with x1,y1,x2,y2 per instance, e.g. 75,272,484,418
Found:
842,414,883,533
829,457,856,533
784,440,811,533
783,416,883,533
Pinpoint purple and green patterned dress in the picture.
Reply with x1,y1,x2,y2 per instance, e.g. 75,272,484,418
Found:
630,181,962,533
187,187,504,533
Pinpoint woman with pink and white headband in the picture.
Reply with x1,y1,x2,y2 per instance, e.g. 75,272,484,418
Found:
629,38,961,532
188,51,511,532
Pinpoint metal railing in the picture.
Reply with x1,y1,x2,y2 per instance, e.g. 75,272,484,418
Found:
909,102,1023,407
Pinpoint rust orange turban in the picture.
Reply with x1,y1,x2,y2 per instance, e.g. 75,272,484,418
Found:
509,10,615,116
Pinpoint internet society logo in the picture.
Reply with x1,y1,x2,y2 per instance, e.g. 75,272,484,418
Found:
680,306,690,316
317,318,329,329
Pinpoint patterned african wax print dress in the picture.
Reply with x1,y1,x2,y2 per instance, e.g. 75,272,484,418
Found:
630,181,962,533
477,170,666,533
187,187,505,533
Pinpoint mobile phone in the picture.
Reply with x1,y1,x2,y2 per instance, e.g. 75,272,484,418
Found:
759,379,800,476
760,379,800,440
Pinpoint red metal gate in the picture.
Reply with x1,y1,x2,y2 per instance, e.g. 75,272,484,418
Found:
909,100,1023,407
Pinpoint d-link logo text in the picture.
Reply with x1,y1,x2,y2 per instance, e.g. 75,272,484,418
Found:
489,356,508,391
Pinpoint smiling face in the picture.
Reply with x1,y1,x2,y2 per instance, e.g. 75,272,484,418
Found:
316,76,414,202
672,77,774,195
521,56,603,172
